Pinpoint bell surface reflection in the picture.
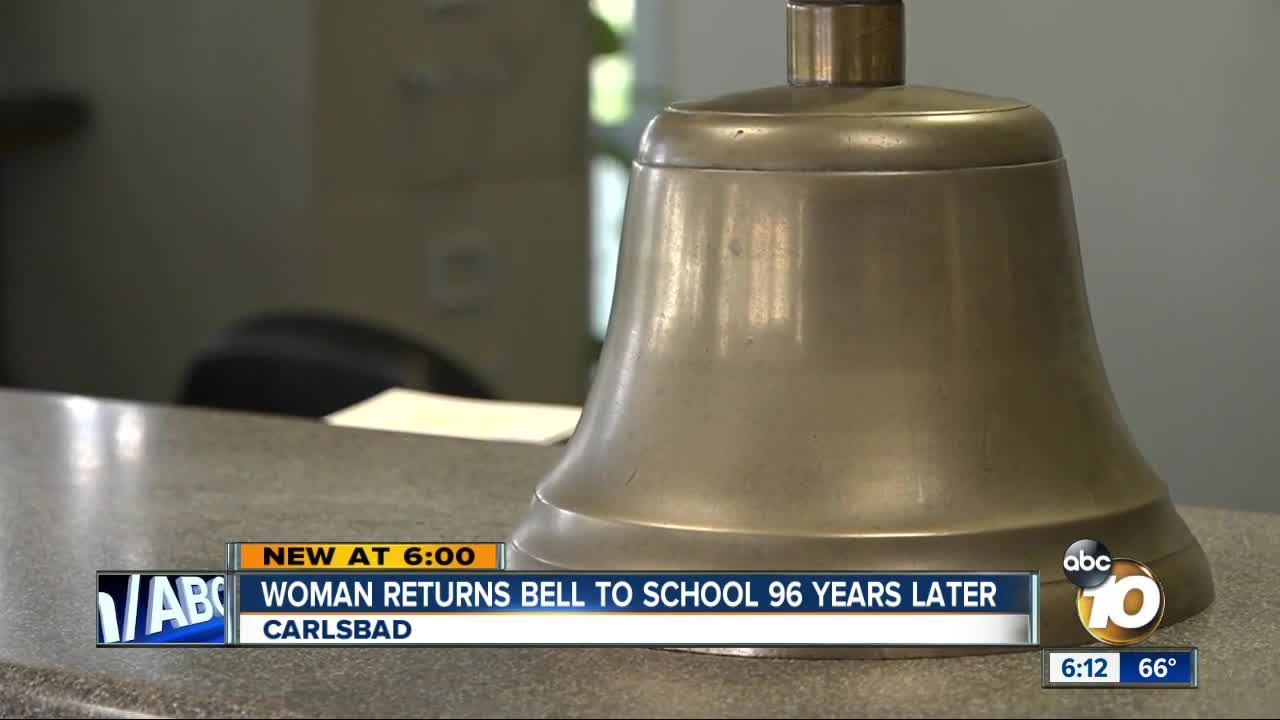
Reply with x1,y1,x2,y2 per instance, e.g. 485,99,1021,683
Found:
509,0,1213,656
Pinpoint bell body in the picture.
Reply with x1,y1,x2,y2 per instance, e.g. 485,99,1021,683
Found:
510,6,1213,655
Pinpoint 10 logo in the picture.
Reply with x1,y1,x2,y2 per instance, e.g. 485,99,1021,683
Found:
1062,539,1165,645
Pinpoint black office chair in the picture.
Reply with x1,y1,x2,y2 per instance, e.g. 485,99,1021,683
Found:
178,313,494,418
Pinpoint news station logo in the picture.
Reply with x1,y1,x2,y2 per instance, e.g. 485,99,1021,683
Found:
97,573,226,645
1062,539,1165,646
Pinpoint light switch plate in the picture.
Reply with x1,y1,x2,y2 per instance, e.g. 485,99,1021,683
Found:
425,230,495,312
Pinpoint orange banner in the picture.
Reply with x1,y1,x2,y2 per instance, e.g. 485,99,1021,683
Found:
235,543,502,570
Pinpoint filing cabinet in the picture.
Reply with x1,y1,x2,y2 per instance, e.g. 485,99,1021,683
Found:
309,0,590,404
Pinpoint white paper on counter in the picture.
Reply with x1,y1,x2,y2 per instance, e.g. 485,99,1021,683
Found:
324,388,581,445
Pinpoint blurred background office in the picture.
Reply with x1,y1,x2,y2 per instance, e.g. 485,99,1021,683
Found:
0,1,1276,510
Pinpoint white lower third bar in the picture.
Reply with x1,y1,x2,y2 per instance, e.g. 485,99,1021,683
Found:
238,613,1033,646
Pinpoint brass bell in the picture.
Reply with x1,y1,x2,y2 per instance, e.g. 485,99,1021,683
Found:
510,0,1213,656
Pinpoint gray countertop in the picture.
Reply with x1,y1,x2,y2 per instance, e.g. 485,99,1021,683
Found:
0,389,1276,718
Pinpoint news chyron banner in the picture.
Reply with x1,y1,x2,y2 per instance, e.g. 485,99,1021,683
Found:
233,572,1037,646
98,542,1038,648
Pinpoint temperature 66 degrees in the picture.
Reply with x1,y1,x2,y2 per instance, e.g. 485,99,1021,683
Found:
402,546,476,567
1139,657,1176,678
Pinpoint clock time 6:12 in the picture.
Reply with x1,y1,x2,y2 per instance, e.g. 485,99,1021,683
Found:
1061,656,1109,679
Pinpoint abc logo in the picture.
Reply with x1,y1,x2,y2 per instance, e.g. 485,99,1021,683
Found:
1063,539,1165,645
1062,539,1112,589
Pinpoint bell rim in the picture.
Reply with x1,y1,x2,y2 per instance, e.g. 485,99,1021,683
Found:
507,527,1215,658
511,491,1195,563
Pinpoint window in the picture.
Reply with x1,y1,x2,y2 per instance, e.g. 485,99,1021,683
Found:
589,0,636,340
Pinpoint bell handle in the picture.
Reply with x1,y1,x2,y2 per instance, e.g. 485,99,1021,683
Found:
787,0,905,87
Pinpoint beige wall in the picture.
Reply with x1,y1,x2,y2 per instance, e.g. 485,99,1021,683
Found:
0,0,314,401
0,0,589,404
638,0,1280,511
